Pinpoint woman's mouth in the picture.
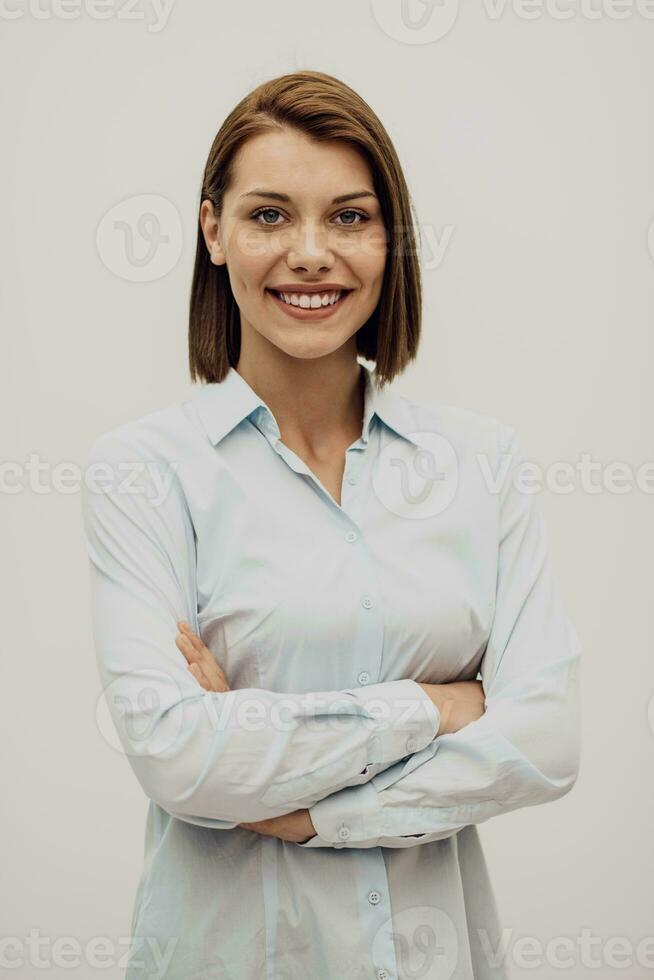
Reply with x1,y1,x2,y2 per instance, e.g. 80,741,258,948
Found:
265,287,353,320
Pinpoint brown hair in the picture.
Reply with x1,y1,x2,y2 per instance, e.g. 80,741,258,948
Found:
188,70,422,387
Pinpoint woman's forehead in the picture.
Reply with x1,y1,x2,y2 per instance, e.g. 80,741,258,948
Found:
230,129,373,190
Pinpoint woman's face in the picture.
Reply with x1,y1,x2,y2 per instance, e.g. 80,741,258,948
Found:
200,126,388,362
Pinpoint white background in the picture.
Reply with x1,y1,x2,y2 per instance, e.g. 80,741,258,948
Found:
1,2,653,978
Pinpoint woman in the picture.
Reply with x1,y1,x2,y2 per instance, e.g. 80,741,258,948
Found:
82,70,582,980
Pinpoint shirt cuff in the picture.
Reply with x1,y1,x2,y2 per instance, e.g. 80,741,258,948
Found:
356,678,441,766
304,780,382,846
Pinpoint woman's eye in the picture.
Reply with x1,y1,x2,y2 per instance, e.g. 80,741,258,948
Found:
251,208,285,226
334,210,368,227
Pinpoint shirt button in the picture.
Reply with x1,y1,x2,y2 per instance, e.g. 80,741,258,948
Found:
345,530,358,543
406,736,417,752
376,971,389,980
347,473,357,485
368,890,381,905
357,670,370,685
337,826,351,840
361,594,374,609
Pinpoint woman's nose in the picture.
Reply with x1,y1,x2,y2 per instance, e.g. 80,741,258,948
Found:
284,220,334,269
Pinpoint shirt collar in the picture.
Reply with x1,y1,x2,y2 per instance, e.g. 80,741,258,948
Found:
190,362,421,448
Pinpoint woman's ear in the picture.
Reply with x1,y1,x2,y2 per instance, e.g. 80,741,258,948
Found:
199,199,226,266
209,239,226,266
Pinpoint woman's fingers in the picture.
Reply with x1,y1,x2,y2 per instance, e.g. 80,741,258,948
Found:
187,662,211,691
178,635,229,692
175,621,230,692
176,633,228,691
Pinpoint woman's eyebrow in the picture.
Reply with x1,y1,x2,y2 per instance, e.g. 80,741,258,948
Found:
240,189,378,204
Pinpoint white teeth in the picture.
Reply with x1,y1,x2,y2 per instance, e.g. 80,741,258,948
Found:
275,290,344,308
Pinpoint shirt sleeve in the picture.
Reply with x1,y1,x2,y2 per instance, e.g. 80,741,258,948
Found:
81,430,441,830
297,425,582,849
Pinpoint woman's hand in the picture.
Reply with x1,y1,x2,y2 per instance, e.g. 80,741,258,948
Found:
175,621,231,692
240,809,317,844
417,680,486,735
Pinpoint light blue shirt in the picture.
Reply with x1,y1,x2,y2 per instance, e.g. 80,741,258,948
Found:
81,361,582,980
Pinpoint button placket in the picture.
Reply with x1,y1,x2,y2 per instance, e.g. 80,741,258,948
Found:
356,850,395,980
340,445,360,510
349,524,384,705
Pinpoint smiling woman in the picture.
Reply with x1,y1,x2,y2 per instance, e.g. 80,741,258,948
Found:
196,125,393,355
188,71,422,387
82,69,581,980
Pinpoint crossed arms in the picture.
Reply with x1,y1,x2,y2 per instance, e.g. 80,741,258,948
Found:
81,426,581,850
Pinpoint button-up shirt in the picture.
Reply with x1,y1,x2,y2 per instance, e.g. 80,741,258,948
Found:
81,361,582,980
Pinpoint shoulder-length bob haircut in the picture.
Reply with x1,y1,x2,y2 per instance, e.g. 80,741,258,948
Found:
188,70,422,387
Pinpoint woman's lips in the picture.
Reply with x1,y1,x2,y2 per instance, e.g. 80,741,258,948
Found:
266,288,353,321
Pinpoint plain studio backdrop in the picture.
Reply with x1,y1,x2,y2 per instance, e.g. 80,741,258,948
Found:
1,3,652,978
